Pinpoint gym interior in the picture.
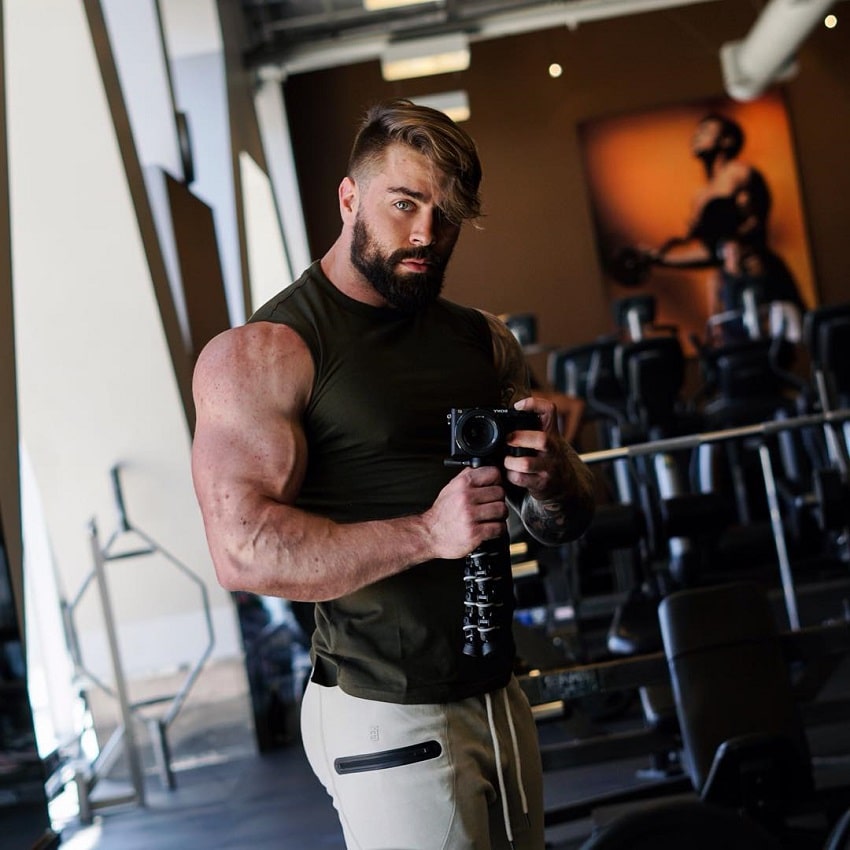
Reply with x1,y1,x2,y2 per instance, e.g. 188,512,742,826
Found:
2,1,850,848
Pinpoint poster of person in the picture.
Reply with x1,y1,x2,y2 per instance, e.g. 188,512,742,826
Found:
579,91,817,352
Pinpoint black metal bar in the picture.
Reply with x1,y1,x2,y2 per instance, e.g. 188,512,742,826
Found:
543,775,694,826
110,464,130,532
520,621,850,706
519,652,668,706
541,725,678,771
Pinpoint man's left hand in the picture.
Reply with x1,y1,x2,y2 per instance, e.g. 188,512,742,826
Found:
502,395,571,502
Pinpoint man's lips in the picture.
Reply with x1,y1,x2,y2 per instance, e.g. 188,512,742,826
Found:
399,258,431,272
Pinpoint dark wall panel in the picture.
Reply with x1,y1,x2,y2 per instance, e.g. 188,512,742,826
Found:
784,21,850,307
0,0,22,626
166,174,231,364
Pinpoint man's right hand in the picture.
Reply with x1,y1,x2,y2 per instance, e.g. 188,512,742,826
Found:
423,466,508,560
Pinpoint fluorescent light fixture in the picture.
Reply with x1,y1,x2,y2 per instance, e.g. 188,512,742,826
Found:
381,33,470,81
364,0,434,9
410,90,470,122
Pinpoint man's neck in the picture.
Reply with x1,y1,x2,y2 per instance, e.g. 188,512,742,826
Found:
320,241,387,308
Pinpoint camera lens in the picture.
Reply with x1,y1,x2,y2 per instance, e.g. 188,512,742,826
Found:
456,410,500,456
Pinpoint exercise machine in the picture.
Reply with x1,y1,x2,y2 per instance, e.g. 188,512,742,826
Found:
58,466,215,821
523,580,850,848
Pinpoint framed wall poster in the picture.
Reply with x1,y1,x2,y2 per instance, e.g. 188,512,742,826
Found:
578,90,817,353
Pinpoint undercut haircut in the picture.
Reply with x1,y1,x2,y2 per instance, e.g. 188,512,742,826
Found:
348,99,483,224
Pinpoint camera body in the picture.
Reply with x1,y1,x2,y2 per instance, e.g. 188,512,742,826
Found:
448,407,541,466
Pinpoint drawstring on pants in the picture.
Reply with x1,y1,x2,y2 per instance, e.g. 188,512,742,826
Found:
484,687,529,849
502,688,529,820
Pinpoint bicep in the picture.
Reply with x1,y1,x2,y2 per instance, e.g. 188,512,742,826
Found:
192,401,307,517
191,325,311,523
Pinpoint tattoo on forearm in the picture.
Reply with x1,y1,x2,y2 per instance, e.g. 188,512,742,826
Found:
521,495,568,538
521,447,595,545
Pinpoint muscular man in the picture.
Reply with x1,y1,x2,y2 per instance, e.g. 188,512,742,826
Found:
192,99,594,850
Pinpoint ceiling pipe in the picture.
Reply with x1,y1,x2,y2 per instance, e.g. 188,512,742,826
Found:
720,0,837,102
255,0,721,77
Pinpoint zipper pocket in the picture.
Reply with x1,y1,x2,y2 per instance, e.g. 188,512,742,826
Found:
334,739,442,775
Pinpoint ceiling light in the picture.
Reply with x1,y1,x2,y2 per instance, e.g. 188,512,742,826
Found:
364,0,434,10
410,90,470,122
380,33,470,81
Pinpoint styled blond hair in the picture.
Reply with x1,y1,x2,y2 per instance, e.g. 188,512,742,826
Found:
348,99,483,224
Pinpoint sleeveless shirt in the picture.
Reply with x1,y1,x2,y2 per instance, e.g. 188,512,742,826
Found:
249,262,516,703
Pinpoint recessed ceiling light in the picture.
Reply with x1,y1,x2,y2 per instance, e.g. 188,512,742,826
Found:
381,33,470,81
409,90,470,122
364,0,435,10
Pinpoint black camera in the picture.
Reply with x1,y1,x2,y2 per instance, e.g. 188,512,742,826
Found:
448,407,541,467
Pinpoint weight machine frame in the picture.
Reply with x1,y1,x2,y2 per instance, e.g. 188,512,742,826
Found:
520,407,850,829
60,466,215,821
579,406,850,631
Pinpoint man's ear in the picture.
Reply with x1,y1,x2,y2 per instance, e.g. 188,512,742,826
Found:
339,176,357,220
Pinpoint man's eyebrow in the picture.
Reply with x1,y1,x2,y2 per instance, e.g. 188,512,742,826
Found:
386,185,428,201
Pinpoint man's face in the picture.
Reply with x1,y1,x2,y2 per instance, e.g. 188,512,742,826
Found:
348,144,461,313
350,213,448,313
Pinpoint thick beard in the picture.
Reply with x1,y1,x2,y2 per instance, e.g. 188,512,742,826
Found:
350,215,447,314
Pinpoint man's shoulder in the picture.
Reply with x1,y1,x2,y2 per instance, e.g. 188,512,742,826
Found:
249,263,322,324
197,322,307,378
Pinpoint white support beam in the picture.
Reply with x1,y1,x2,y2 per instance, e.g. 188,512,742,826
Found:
721,0,837,102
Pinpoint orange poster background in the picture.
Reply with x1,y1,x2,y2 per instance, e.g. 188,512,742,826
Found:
579,91,817,351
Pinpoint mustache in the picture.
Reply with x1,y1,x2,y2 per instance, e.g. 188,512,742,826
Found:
389,246,443,266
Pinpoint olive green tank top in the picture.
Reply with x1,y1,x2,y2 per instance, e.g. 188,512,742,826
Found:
250,262,515,703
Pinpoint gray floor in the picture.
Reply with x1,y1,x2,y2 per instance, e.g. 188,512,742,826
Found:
58,742,346,850
51,579,850,850
54,729,660,850
52,700,850,850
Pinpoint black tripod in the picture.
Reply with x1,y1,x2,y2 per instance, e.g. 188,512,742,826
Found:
446,406,540,658
461,535,512,657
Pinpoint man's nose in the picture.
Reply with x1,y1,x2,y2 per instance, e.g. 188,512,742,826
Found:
410,210,436,246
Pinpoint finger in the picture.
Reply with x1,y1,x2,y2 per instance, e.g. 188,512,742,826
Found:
474,499,509,521
503,452,544,475
464,485,506,509
477,521,509,544
504,469,540,491
513,396,557,430
464,465,503,486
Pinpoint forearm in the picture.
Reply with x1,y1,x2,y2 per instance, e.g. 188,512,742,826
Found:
198,464,509,601
518,443,595,545
204,496,435,602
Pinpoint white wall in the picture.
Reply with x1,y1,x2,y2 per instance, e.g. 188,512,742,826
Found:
5,0,243,703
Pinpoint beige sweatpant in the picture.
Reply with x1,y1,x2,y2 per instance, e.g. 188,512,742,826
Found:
300,676,545,850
